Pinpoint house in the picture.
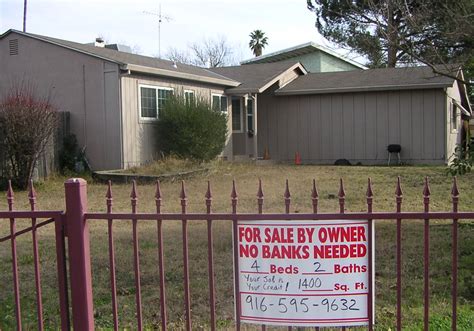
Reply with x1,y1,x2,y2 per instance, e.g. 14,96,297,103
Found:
260,66,471,165
1,29,471,169
241,41,366,73
0,29,239,170
210,64,471,165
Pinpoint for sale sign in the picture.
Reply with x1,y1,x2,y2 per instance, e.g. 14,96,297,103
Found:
236,220,374,327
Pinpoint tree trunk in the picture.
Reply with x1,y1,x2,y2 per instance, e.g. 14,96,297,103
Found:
386,1,398,67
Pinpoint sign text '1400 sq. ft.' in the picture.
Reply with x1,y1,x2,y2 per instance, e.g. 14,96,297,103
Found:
236,220,374,327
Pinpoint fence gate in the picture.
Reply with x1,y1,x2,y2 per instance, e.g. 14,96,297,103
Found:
1,177,473,330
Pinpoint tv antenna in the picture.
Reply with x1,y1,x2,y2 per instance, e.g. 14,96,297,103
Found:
143,3,173,58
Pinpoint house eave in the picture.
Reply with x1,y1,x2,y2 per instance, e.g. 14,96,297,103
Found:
122,64,240,87
1,29,124,66
275,82,453,96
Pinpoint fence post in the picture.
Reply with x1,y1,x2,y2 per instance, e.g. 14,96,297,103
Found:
64,178,95,330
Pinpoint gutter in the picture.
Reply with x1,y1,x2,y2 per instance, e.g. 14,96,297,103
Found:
122,64,240,87
275,82,454,95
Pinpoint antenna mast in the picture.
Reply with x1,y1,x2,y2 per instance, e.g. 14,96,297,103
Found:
23,0,27,32
143,3,173,58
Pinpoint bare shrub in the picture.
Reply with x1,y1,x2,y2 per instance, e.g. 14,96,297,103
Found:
0,82,58,188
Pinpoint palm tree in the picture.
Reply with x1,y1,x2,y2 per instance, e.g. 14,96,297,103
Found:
249,30,268,57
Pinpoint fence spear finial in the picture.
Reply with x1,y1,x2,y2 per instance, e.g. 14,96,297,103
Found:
451,177,459,197
311,179,319,199
231,180,238,199
155,180,162,213
106,180,113,199
155,180,162,200
106,180,113,213
205,181,212,200
7,180,14,211
130,180,138,212
395,176,403,197
28,179,36,210
257,179,264,199
423,177,431,197
311,179,319,213
366,178,373,198
338,178,345,198
284,179,291,199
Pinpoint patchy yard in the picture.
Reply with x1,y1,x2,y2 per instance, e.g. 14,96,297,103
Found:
0,164,473,330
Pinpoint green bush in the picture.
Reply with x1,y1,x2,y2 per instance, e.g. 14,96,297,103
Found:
59,134,80,173
157,93,227,161
447,140,473,176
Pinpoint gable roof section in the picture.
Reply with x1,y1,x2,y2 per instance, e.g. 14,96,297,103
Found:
241,42,366,69
275,66,457,95
0,29,239,87
209,62,306,94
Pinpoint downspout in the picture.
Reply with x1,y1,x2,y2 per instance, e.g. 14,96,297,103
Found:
82,65,87,149
119,67,131,169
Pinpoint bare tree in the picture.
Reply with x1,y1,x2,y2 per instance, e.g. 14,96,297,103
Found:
0,82,58,188
166,47,193,65
307,0,474,84
166,36,237,67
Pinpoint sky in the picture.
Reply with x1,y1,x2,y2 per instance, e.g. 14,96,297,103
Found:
0,0,363,64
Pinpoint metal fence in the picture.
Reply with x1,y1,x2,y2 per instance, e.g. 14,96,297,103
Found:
1,177,473,330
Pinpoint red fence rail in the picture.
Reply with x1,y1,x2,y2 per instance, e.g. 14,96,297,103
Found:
1,177,473,330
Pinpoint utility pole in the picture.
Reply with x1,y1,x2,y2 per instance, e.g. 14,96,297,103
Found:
23,0,27,32
143,3,173,58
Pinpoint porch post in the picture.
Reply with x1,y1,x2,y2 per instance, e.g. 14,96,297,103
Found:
253,94,258,160
64,178,95,330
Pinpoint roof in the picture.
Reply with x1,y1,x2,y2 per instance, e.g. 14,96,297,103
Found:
1,29,239,87
209,62,306,94
241,42,366,69
275,66,457,95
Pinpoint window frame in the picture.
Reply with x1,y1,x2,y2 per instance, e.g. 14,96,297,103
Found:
231,97,243,133
246,98,254,133
211,93,228,113
184,89,195,105
138,84,174,122
451,102,458,132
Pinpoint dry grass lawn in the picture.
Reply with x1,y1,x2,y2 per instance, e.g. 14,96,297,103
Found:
0,163,473,330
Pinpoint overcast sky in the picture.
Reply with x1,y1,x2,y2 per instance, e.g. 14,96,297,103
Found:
1,0,362,64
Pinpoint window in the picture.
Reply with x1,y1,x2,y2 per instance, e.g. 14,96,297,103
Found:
247,98,253,132
232,97,242,132
451,102,458,131
184,90,195,105
139,85,173,120
212,94,228,112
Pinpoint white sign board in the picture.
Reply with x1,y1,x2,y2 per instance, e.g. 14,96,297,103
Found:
236,220,373,327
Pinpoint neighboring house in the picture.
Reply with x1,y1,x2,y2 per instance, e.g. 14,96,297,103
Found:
241,42,366,73
0,29,239,170
1,29,471,169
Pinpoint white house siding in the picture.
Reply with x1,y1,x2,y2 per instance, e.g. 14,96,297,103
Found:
446,80,462,162
257,89,452,165
0,33,122,170
120,75,231,168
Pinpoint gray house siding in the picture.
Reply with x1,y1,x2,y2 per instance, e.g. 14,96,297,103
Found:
0,33,122,170
257,89,451,165
120,75,231,168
